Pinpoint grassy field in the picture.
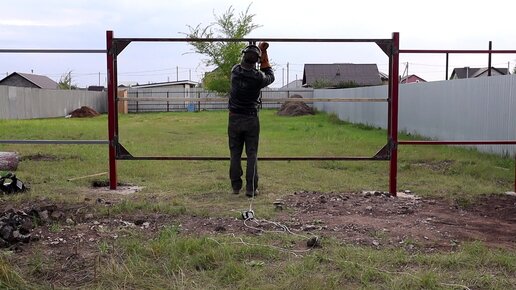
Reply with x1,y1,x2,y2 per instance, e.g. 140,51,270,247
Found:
0,110,515,289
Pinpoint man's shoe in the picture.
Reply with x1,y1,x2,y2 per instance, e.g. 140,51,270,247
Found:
232,189,240,195
245,189,259,198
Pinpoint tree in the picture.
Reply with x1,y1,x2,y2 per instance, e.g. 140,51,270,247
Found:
58,71,77,90
185,5,260,94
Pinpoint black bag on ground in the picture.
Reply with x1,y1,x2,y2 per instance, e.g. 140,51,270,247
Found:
0,172,27,194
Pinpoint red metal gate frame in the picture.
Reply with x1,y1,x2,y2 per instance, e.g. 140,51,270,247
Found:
106,31,398,191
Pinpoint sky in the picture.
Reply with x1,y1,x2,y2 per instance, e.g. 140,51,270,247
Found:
1,0,515,88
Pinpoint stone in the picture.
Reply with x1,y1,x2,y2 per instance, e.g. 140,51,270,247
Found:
50,211,64,220
66,218,75,225
39,210,50,222
0,225,13,241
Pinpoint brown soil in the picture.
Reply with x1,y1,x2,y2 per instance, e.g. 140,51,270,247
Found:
1,192,515,287
277,94,315,116
68,106,99,118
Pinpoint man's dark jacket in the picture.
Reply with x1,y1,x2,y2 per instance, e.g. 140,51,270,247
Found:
228,65,275,115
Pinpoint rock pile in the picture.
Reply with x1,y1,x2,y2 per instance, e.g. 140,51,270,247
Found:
0,205,66,250
0,209,34,249
277,94,315,117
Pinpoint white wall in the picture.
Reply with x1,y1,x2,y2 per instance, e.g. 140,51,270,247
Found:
314,74,516,156
0,86,107,119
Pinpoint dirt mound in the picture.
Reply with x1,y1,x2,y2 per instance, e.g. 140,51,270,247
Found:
68,106,99,118
277,94,314,116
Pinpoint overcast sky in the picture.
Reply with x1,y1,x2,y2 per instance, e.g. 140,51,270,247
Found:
1,0,515,88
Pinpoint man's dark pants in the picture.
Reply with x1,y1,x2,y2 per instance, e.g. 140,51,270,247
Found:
228,112,260,192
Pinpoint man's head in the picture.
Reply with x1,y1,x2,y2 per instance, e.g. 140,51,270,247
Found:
241,44,261,67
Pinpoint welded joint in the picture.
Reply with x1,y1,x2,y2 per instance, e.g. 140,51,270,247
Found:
389,138,398,151
372,143,391,160
116,143,134,160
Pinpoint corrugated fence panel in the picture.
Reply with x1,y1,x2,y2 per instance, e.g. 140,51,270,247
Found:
314,75,516,156
0,85,107,120
314,86,388,128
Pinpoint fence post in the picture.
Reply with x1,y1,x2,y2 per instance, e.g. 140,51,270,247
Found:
106,30,117,190
167,91,170,112
389,32,400,197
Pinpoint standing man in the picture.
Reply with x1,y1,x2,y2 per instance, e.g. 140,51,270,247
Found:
228,42,274,197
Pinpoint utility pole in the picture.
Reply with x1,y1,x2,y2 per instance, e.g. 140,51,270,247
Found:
488,41,492,76
176,66,179,81
189,69,191,81
98,72,101,86
286,62,290,85
282,68,285,87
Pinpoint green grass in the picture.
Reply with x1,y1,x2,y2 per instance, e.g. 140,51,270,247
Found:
1,110,513,201
1,110,515,289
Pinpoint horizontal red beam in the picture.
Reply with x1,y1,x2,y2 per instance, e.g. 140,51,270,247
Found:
0,49,106,53
116,156,389,161
114,37,390,43
399,140,516,145
400,49,516,54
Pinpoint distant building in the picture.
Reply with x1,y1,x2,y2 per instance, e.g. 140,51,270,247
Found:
0,72,58,89
450,67,509,79
131,80,198,90
88,86,105,91
302,64,382,88
400,74,426,84
280,79,303,90
379,71,389,85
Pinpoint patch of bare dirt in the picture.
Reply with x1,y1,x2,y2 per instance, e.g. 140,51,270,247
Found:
20,153,61,161
278,191,516,251
20,153,81,162
1,192,515,287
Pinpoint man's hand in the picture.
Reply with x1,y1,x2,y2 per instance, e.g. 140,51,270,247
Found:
259,42,271,69
258,42,269,52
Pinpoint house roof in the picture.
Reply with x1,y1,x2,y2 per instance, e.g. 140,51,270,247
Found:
131,80,199,89
378,71,389,81
302,63,382,87
0,72,58,89
280,79,303,89
450,67,509,79
400,74,426,83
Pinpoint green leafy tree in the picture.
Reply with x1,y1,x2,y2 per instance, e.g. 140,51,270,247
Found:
58,71,77,90
185,5,260,94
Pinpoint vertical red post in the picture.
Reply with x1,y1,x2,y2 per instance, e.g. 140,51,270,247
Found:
389,32,400,196
387,52,392,138
106,31,117,190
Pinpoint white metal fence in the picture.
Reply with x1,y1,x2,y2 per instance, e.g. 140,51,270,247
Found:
0,85,107,119
126,87,314,113
314,74,516,156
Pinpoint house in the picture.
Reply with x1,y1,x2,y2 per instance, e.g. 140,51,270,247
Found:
0,72,58,89
400,74,426,84
450,67,509,79
131,80,198,90
302,64,382,88
379,71,389,85
280,79,303,89
88,86,105,91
